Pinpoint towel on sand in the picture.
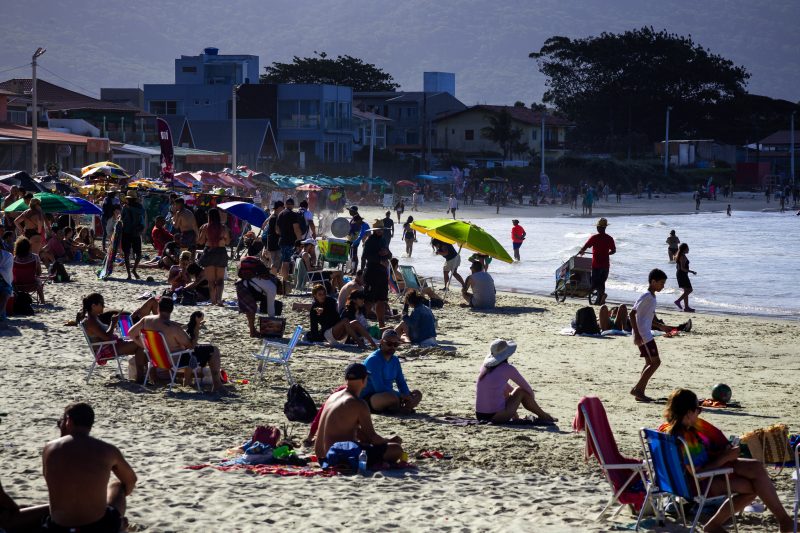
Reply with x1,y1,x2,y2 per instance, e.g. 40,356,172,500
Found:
439,416,557,427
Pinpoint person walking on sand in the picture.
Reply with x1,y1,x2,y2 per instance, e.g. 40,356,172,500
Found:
511,219,526,262
577,218,615,305
630,268,667,402
666,230,680,262
727,204,732,216
673,243,696,312
447,194,458,220
394,199,405,224
43,402,137,532
436,240,465,289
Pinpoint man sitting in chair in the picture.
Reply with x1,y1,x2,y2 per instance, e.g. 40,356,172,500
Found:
361,330,423,414
461,260,496,309
128,298,223,392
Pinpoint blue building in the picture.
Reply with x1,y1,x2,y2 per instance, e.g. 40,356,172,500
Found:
277,84,353,164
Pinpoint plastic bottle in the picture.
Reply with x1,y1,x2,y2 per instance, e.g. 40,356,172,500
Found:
358,449,368,475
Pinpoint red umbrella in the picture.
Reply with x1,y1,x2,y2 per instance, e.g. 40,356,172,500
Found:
396,180,416,187
296,184,322,191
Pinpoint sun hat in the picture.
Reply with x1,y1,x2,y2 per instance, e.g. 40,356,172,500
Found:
483,339,517,368
125,190,138,200
371,220,384,230
596,217,609,227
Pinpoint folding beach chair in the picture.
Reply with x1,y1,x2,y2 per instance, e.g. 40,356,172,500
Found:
253,325,302,384
575,398,647,521
636,428,738,533
398,264,434,291
117,313,134,340
139,330,200,393
793,440,799,533
80,321,125,383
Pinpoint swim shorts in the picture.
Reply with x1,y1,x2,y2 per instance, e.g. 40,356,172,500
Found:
638,339,659,358
43,505,122,532
443,254,461,273
361,442,389,468
177,344,215,367
280,245,294,263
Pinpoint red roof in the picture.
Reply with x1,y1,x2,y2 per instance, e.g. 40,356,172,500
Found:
0,79,142,113
434,105,572,127
0,122,117,145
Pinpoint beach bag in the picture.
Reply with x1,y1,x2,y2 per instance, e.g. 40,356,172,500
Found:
178,289,198,306
322,441,362,470
12,292,34,316
238,256,268,280
252,425,281,448
284,384,317,423
49,261,70,283
740,424,791,464
574,306,600,335
258,316,286,337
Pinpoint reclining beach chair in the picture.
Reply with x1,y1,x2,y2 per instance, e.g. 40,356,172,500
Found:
139,330,200,393
573,396,647,521
80,322,125,383
636,428,738,533
398,264,434,292
253,325,302,384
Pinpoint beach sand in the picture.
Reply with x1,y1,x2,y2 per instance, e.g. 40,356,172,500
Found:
1,195,798,532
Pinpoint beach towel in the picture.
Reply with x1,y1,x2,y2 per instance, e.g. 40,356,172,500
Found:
185,463,337,477
573,396,645,508
439,416,557,427
559,327,664,338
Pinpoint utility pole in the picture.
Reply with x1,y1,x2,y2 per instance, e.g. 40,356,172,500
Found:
664,106,672,177
540,112,546,178
368,116,375,179
791,111,796,191
231,84,238,171
31,47,46,175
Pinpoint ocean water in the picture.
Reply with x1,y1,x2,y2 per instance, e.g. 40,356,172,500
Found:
386,210,800,319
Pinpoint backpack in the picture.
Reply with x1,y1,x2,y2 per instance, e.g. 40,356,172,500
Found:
49,261,70,283
12,292,34,316
284,384,317,423
238,256,269,280
574,306,600,335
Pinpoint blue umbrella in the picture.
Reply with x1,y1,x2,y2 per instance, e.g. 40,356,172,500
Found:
66,196,103,216
217,201,267,228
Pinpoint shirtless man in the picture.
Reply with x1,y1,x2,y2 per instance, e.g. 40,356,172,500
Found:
14,197,46,254
315,363,404,470
128,297,223,392
0,477,48,532
43,402,136,532
171,197,199,258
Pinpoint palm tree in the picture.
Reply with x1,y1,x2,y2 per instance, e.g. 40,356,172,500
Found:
481,110,517,159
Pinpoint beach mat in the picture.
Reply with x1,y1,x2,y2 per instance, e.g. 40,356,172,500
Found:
439,416,557,427
184,463,338,477
559,327,665,337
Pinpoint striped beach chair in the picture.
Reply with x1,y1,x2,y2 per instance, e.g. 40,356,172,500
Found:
637,428,738,533
140,330,200,393
80,321,125,383
117,313,134,340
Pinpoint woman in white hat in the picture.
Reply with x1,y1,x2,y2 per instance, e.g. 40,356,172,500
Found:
475,339,556,423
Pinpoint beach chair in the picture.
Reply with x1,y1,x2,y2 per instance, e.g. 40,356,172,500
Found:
398,264,434,291
793,440,799,533
253,325,302,384
80,322,125,383
117,313,134,340
636,428,738,533
139,330,200,393
574,397,647,521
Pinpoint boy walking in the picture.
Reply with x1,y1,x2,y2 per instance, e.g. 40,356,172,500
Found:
630,268,667,403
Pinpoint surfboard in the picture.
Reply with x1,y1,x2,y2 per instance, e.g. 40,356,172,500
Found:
98,223,121,280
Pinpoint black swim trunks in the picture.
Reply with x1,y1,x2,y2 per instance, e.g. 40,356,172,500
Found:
476,411,496,422
43,505,122,532
177,344,215,367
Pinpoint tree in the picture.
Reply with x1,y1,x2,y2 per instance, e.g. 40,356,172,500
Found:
481,109,522,159
260,51,400,92
529,27,750,152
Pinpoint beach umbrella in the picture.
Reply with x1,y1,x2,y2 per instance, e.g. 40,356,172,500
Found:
410,219,513,264
37,179,78,195
65,196,103,216
296,183,322,191
3,192,82,213
81,161,124,174
396,180,416,187
0,171,47,192
217,201,267,228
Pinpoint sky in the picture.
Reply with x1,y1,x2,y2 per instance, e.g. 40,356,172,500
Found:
1,0,798,106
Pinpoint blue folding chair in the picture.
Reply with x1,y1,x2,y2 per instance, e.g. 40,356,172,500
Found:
637,428,738,533
117,313,134,340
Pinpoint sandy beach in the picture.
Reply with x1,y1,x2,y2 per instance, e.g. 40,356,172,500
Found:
1,194,798,532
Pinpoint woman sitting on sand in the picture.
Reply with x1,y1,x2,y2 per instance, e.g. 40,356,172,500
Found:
185,310,223,384
659,389,794,533
334,289,377,348
167,251,193,292
307,284,346,344
79,292,150,379
141,241,180,270
395,290,437,347
73,226,104,260
475,339,556,424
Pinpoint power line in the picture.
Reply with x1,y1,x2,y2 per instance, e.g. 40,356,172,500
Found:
0,62,31,76
37,65,101,98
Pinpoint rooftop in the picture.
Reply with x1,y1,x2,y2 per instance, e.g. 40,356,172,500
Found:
434,105,572,126
0,79,144,113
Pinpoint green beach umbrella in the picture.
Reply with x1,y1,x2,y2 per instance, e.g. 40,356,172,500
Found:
410,219,513,264
3,192,82,213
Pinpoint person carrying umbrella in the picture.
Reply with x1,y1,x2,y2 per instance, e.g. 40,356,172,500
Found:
120,191,145,280
435,240,465,289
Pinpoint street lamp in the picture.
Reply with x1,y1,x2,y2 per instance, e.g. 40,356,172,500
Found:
31,47,46,175
664,106,672,177
231,84,238,171
791,110,796,192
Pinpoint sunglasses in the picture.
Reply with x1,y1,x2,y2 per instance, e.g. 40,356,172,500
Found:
385,342,400,348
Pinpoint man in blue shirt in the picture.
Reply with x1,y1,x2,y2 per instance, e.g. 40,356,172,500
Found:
361,330,423,414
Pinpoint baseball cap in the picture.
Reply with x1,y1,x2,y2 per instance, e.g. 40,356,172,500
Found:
381,329,400,340
344,363,370,380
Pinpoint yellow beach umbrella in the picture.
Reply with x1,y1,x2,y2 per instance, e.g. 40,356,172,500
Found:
410,219,513,264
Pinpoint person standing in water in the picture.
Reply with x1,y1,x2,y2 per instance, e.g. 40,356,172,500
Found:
666,230,680,262
673,243,696,312
511,219,526,262
577,218,615,305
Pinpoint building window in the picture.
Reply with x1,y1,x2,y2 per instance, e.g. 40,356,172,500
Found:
406,107,417,118
182,66,197,73
279,100,320,128
464,129,474,141
532,129,537,140
149,101,177,115
194,99,200,105
6,110,27,125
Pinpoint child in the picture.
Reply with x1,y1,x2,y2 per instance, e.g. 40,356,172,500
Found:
630,268,667,403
